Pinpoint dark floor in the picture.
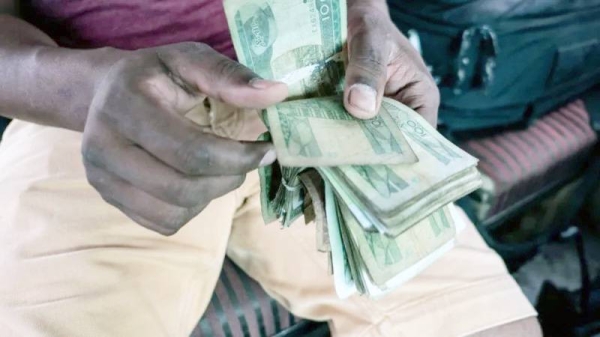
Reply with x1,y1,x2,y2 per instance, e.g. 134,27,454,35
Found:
0,117,9,138
513,226,600,304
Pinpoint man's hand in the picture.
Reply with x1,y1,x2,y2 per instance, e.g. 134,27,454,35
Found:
82,43,287,235
343,2,439,126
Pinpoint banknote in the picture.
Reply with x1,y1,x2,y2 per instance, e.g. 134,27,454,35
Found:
322,165,481,237
325,180,356,299
336,98,478,217
298,170,330,252
327,180,464,298
257,132,279,224
318,98,481,237
225,1,416,167
227,0,484,299
224,0,347,99
265,96,417,167
340,203,455,287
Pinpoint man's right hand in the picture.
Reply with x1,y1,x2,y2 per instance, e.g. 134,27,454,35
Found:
82,43,288,235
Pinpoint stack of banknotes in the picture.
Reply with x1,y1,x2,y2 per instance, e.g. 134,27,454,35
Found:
224,0,483,298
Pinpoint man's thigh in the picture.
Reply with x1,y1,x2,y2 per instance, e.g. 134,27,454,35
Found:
227,174,538,337
0,121,238,337
469,317,542,337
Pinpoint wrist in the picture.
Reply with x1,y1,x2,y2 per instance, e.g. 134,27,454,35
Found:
347,0,389,18
0,15,130,132
31,46,129,131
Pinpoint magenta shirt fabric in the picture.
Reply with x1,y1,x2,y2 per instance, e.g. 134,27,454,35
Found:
23,0,235,58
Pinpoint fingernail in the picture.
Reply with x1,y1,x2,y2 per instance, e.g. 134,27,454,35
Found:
259,149,277,167
348,84,377,117
249,78,282,89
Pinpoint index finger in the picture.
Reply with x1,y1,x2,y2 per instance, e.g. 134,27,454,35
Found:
92,91,276,176
156,43,289,109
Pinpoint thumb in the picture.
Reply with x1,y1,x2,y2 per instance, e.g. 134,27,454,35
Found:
162,43,289,109
344,30,389,119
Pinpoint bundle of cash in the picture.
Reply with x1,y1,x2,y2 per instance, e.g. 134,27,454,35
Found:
224,0,483,298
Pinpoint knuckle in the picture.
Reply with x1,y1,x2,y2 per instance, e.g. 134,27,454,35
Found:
156,226,179,236
161,207,200,235
103,55,148,91
129,73,156,96
422,72,438,88
175,136,211,174
156,215,184,235
104,55,134,77
85,171,112,198
85,171,101,189
351,11,383,33
354,53,386,72
350,48,386,81
170,177,205,208
354,56,386,80
99,194,125,213
233,174,246,189
213,57,248,83
236,145,264,173
108,51,168,94
221,176,246,198
123,204,185,237
101,195,119,208
174,42,211,55
81,140,103,166
134,213,179,236
161,212,186,233
153,42,213,76
351,34,385,65
422,76,440,105
218,175,246,196
431,88,441,106
242,158,260,174
91,78,140,129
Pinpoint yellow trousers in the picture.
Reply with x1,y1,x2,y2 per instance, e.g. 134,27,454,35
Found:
0,111,535,337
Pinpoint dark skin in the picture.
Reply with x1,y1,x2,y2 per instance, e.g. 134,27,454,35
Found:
0,0,438,235
0,2,543,335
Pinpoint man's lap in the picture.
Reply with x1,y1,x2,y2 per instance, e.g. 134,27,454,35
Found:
0,120,537,336
228,184,537,336
0,121,241,336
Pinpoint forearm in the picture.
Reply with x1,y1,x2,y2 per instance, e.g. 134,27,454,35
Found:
0,15,125,131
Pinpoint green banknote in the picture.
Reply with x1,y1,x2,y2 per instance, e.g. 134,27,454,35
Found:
325,180,356,298
336,98,478,217
265,96,417,167
319,98,482,237
224,0,347,99
225,0,417,167
226,0,484,299
257,132,279,224
340,203,455,287
298,170,330,252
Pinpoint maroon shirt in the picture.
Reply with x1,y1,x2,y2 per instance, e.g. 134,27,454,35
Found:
22,0,235,58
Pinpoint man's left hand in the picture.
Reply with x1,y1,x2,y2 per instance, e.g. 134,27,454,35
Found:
344,1,439,127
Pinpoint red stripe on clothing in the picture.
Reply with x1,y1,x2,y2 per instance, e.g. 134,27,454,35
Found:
222,262,262,337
